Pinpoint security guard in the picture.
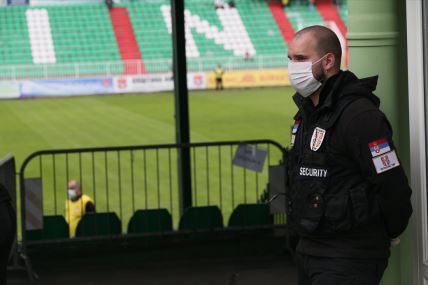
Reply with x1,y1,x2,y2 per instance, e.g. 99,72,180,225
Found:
214,64,225,90
286,26,412,285
0,184,15,285
65,180,95,237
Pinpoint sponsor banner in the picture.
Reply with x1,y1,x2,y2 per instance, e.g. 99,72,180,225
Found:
20,78,114,97
188,72,207,90
114,72,207,93
207,69,289,89
0,81,20,99
29,0,102,6
114,73,173,93
7,0,28,5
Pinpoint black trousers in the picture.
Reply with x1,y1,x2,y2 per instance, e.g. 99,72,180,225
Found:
297,252,388,285
0,202,16,285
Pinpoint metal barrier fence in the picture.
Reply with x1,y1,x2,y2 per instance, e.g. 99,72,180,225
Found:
19,140,287,253
0,54,289,81
0,154,16,210
1,155,34,283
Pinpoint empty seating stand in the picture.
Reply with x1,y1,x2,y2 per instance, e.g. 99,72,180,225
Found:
26,215,69,241
179,205,223,231
75,212,121,238
127,208,173,234
228,203,273,227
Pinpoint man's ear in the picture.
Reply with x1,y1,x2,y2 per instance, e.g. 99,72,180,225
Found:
324,53,336,71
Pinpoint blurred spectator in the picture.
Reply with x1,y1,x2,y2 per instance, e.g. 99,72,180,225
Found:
333,0,342,7
215,0,225,9
244,50,253,61
105,0,113,9
65,180,95,237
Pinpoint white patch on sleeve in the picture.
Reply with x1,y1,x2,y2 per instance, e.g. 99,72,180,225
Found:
291,135,296,146
372,150,400,174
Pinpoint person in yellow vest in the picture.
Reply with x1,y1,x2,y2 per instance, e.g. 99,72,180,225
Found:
65,180,95,237
214,64,225,90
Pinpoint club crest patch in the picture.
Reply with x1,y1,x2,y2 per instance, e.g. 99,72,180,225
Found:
368,137,391,157
310,127,326,151
372,150,400,174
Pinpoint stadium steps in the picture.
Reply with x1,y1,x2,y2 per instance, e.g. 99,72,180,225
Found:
125,1,172,72
267,2,295,46
109,6,146,74
316,0,347,38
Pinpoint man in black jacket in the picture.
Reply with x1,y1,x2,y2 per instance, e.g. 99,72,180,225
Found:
286,25,412,285
0,184,15,285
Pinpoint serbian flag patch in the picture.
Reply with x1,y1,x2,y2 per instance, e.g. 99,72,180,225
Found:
368,138,391,157
292,120,301,134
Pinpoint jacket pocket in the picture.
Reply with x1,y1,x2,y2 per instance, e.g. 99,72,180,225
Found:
324,184,370,233
291,181,327,234
324,194,351,232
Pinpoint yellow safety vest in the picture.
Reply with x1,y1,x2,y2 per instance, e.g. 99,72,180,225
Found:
65,194,94,237
214,67,224,79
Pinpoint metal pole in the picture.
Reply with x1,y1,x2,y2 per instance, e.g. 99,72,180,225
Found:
171,0,192,214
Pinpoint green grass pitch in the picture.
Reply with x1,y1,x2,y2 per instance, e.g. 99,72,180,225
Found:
0,87,297,232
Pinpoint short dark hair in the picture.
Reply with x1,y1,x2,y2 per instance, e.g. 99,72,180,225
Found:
295,25,342,68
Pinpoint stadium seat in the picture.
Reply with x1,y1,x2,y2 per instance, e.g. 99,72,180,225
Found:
179,205,223,231
228,203,273,227
127,208,173,234
0,0,347,77
75,212,122,237
26,215,69,241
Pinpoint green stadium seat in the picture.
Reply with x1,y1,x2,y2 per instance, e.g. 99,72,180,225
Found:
228,203,273,227
0,0,347,77
179,206,223,231
75,212,122,237
127,209,173,234
26,215,69,241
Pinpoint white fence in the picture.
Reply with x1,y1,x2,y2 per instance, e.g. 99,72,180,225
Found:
0,54,289,81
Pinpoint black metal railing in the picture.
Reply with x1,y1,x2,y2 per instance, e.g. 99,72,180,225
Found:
19,140,287,253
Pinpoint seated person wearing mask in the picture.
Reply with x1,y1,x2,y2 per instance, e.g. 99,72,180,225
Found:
65,180,95,237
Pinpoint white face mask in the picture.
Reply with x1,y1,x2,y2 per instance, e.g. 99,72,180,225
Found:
288,55,327,98
68,189,78,200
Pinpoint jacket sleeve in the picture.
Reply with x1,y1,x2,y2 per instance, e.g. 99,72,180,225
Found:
343,108,412,238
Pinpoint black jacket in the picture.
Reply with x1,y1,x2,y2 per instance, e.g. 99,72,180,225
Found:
287,70,412,258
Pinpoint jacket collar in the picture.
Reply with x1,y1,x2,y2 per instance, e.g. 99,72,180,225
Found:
292,70,380,119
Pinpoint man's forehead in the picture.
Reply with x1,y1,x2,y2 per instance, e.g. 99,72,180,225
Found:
290,33,317,53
